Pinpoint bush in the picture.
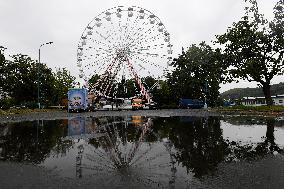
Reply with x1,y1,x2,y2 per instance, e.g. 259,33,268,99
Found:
21,101,38,109
0,97,16,110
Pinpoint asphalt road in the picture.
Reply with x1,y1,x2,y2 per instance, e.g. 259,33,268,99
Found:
1,154,284,189
0,109,220,123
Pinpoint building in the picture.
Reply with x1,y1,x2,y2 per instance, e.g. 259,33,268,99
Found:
241,95,284,106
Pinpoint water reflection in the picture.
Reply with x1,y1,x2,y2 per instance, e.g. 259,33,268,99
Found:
222,117,284,161
154,117,230,178
0,115,284,187
0,120,72,163
64,116,185,188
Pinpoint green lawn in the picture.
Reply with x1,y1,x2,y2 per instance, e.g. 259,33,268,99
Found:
219,105,284,112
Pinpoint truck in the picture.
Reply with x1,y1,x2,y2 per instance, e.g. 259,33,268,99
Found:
131,98,143,110
179,98,204,109
67,88,88,113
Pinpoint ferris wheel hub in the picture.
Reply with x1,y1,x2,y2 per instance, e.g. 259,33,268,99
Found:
116,47,131,61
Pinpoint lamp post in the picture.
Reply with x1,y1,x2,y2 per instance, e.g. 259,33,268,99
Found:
204,80,208,109
37,41,53,109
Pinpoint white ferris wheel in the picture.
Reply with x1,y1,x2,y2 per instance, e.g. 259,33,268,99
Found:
76,6,173,102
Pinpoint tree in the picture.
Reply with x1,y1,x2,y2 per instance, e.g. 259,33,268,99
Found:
53,67,75,104
0,54,67,107
217,0,284,105
0,54,38,104
0,47,5,65
88,74,100,88
168,42,225,107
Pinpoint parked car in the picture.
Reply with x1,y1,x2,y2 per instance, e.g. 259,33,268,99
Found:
179,98,204,109
147,102,158,110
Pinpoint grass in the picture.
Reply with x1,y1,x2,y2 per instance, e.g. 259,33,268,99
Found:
0,108,64,115
218,105,284,112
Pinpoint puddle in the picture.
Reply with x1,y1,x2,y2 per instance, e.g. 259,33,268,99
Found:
0,115,284,188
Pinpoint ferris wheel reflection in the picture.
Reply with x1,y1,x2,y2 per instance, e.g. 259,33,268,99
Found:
63,116,184,188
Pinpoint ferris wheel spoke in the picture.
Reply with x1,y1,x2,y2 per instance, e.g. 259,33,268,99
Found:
128,15,142,35
132,55,166,70
137,33,164,47
90,58,118,90
85,56,111,72
128,22,148,44
93,30,112,43
124,15,141,43
105,19,122,45
129,51,159,58
102,61,123,95
88,38,113,50
123,16,131,42
97,61,120,93
132,17,155,36
127,23,156,46
133,29,164,47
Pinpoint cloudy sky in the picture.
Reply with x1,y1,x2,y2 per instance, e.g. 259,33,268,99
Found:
0,0,281,92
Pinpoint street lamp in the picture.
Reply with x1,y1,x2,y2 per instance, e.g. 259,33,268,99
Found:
37,41,53,109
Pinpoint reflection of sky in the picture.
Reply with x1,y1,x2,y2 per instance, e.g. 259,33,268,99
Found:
43,140,82,178
42,140,191,188
221,120,284,147
275,128,284,147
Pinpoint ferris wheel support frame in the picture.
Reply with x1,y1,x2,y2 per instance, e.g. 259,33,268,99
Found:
90,58,117,96
103,60,123,97
126,58,152,103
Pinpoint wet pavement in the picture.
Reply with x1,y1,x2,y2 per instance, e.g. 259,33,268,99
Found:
0,114,284,188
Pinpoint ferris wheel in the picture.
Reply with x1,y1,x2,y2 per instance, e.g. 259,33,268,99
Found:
76,6,173,102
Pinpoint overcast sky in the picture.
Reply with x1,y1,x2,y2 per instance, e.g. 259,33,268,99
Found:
0,0,281,92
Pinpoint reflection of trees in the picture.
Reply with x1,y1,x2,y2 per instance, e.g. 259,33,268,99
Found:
227,118,284,161
0,120,73,163
153,116,284,178
156,117,230,178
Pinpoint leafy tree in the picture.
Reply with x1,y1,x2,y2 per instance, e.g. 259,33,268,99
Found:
142,76,156,90
88,74,100,88
154,80,173,107
53,68,75,104
0,54,38,105
217,0,284,105
39,64,58,106
0,47,5,65
0,54,74,107
123,79,137,98
168,42,225,107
